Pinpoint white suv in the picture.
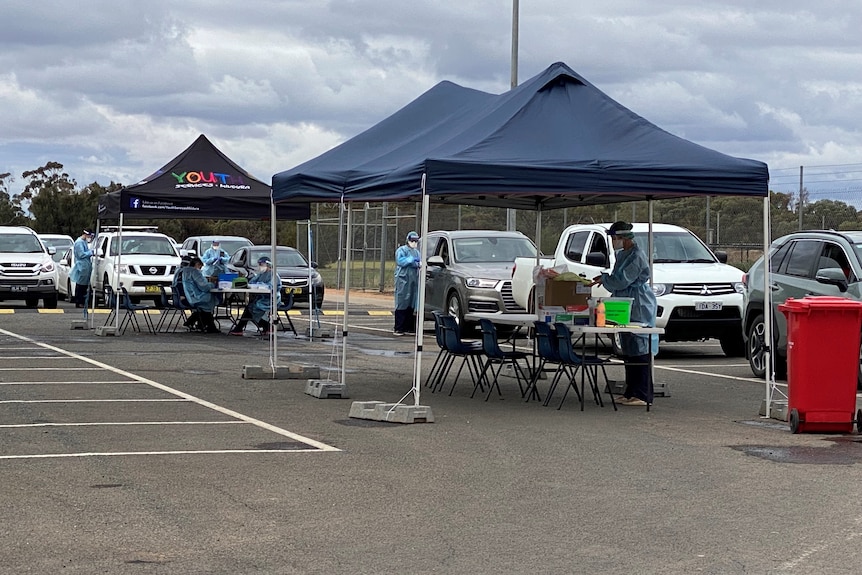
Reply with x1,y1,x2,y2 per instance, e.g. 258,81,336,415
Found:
0,226,59,308
93,230,181,305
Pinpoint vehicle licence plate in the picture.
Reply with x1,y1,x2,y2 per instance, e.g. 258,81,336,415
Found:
144,285,160,293
10,286,28,292
695,301,723,311
284,287,302,294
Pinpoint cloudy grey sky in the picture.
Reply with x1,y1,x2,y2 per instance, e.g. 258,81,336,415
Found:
2,0,861,199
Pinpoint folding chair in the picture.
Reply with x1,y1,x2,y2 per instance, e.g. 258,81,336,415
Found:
522,321,569,404
475,318,530,401
424,312,451,389
553,322,613,411
155,286,182,332
119,287,156,334
276,292,297,335
436,314,485,396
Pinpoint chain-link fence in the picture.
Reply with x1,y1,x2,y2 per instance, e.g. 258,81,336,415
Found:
293,166,862,291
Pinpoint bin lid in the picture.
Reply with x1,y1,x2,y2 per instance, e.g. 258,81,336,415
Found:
779,296,862,314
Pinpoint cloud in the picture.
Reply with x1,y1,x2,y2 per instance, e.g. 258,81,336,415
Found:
1,0,862,200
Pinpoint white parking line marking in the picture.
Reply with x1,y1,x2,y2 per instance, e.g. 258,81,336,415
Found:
0,421,247,428
0,367,103,371
0,449,324,460
0,327,340,452
656,365,762,383
0,356,75,359
0,381,137,385
0,399,188,404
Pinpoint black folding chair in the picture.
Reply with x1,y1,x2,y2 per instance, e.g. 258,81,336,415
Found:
475,318,530,401
436,314,485,396
119,287,156,334
276,291,297,335
554,322,613,411
155,286,183,332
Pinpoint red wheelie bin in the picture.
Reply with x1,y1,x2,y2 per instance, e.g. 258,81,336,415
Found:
778,296,862,433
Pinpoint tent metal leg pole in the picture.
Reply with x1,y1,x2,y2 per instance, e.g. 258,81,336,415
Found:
341,201,351,387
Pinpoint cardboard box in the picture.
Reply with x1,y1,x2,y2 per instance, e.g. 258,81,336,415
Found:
542,280,591,308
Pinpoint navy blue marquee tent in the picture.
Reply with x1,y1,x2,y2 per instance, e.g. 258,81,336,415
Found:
270,61,773,412
272,61,768,207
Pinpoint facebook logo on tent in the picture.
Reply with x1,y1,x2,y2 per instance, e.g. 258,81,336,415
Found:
130,197,141,209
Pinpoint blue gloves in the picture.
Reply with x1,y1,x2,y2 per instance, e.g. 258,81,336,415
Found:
413,256,421,268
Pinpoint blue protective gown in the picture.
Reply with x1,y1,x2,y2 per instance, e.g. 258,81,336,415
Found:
69,237,94,285
201,247,229,277
394,244,421,310
182,266,216,312
599,243,659,356
247,269,282,323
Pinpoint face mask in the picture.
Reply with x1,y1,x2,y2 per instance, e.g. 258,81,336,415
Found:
408,240,418,247
259,266,268,273
612,238,624,250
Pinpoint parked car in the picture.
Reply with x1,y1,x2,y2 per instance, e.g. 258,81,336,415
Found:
0,226,59,308
57,247,73,300
511,223,746,356
180,235,253,258
742,229,862,383
423,230,538,326
38,234,74,263
227,245,324,308
92,228,181,305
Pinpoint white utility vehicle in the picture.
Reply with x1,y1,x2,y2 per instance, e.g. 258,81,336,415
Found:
93,227,181,305
511,222,745,356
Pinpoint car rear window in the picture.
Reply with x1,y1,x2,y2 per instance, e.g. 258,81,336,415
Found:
453,237,537,263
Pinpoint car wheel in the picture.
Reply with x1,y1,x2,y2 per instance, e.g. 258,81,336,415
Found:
747,314,767,378
747,314,787,380
24,296,39,308
526,287,535,314
43,293,58,309
719,334,745,358
446,291,471,332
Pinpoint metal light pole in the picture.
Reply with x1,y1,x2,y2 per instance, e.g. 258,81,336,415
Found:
506,0,519,231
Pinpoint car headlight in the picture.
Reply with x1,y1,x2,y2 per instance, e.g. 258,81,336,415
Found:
40,261,55,273
118,264,131,274
651,283,670,297
310,271,323,286
733,282,744,294
466,277,499,289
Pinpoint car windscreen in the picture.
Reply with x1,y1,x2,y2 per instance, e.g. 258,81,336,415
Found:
250,249,308,267
633,231,716,263
216,240,251,256
110,236,177,256
0,233,45,253
41,238,72,261
452,237,537,263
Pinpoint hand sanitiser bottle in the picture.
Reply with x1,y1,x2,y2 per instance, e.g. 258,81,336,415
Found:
595,299,606,327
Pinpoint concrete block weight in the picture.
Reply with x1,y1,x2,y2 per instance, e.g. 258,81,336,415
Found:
305,380,349,399
348,400,434,424
242,364,321,380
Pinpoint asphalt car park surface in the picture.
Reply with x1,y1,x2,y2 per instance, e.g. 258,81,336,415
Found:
3,294,862,574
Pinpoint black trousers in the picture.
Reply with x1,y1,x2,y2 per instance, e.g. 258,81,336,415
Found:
394,307,415,333
72,283,89,305
623,353,653,403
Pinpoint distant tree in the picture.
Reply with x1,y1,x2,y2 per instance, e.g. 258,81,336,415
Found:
0,172,29,225
15,162,78,233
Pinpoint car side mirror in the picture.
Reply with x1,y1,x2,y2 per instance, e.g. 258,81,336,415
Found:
815,268,849,292
47,246,56,255
98,249,105,258
310,261,319,269
714,250,728,264
427,255,445,267
585,251,609,268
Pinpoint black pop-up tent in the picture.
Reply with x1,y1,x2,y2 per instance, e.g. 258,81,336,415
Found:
271,61,771,410
98,134,309,220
